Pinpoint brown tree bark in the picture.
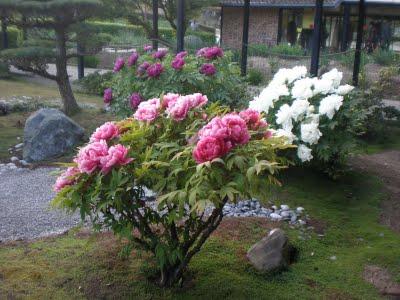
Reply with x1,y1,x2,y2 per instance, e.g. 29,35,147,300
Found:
55,27,80,116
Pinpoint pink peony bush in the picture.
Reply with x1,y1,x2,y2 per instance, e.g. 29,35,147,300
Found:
53,92,288,287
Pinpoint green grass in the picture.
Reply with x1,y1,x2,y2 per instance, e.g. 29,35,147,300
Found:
356,122,400,155
0,168,399,299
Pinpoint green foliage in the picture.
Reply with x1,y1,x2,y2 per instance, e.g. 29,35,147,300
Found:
0,27,21,49
53,100,290,286
246,68,264,86
78,71,113,95
371,49,400,66
248,43,306,58
109,50,248,117
0,61,10,78
83,55,100,68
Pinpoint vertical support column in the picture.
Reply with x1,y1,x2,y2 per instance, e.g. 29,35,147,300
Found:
353,0,365,86
77,43,84,80
1,17,8,49
241,0,250,76
152,0,158,51
277,8,283,44
341,3,351,52
220,5,224,46
310,0,324,77
176,0,185,53
22,16,28,41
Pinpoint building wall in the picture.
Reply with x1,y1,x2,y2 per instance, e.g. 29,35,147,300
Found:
221,7,279,49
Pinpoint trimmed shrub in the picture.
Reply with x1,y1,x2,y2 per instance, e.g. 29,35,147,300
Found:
78,71,113,96
0,27,21,49
247,68,264,86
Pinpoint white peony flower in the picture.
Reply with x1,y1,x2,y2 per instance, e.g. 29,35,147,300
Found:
312,78,334,95
272,128,297,144
336,84,354,95
321,68,343,88
251,84,290,113
307,105,315,114
291,78,314,100
297,144,313,162
306,113,320,124
271,66,307,86
291,99,310,121
275,104,293,131
319,94,344,119
301,122,322,145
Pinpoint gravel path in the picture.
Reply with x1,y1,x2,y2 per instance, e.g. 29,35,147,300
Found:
0,166,81,242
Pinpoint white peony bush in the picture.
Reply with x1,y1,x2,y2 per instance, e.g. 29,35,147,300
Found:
249,66,366,176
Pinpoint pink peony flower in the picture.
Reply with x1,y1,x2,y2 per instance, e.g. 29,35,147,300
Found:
134,98,160,122
130,92,143,110
53,167,80,192
113,57,125,72
188,93,208,108
74,140,109,174
203,46,224,60
153,49,168,60
144,45,153,52
103,88,112,104
221,114,250,145
200,63,216,76
127,52,139,66
147,63,164,78
198,117,229,140
239,109,268,130
171,57,185,70
193,136,231,163
176,51,188,59
196,47,207,57
162,93,180,109
264,130,273,139
137,61,151,75
167,97,191,121
100,144,133,175
90,122,120,142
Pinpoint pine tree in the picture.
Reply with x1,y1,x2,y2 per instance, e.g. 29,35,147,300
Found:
0,0,106,116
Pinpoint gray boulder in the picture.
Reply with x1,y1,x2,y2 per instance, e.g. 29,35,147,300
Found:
23,108,84,162
247,228,293,272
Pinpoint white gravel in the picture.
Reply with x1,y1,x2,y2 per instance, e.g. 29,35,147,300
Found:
0,165,81,242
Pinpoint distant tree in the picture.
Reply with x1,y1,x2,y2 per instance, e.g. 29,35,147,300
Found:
0,0,108,116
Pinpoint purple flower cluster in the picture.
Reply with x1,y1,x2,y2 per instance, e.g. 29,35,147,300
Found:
103,88,113,104
147,63,164,78
137,61,151,75
152,49,168,60
130,92,143,109
200,63,216,76
143,45,153,52
197,46,224,60
127,52,139,66
113,58,125,72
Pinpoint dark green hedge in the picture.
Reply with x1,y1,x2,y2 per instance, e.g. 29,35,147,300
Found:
0,27,21,49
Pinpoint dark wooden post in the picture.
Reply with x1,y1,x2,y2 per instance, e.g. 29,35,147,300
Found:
1,17,8,49
277,8,283,44
241,0,250,76
341,3,351,51
152,0,158,50
353,0,365,86
77,43,84,80
22,16,28,41
310,0,324,77
176,0,185,52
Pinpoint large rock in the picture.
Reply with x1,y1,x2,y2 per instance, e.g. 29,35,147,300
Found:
247,228,293,272
23,109,84,162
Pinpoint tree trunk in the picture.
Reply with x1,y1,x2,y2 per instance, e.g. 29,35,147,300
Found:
55,28,80,116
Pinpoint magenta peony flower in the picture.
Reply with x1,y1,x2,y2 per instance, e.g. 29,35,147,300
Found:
130,92,143,110
203,47,224,60
162,93,180,109
176,51,188,59
134,98,160,122
198,117,229,140
196,47,208,57
100,144,133,175
147,63,164,78
239,109,268,130
53,167,80,192
221,114,250,145
193,136,231,163
127,52,139,66
200,63,216,76
171,57,185,70
113,57,125,72
167,97,191,121
188,93,208,108
152,49,168,60
144,44,153,52
137,61,151,75
90,122,120,143
103,88,113,104
74,140,109,174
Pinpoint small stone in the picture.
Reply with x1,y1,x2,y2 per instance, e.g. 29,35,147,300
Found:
298,220,306,226
10,156,19,163
329,255,337,261
280,211,290,218
379,233,384,237
270,213,282,220
296,207,305,213
290,214,297,223
17,136,21,140
14,143,23,149
271,205,278,210
281,204,289,211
